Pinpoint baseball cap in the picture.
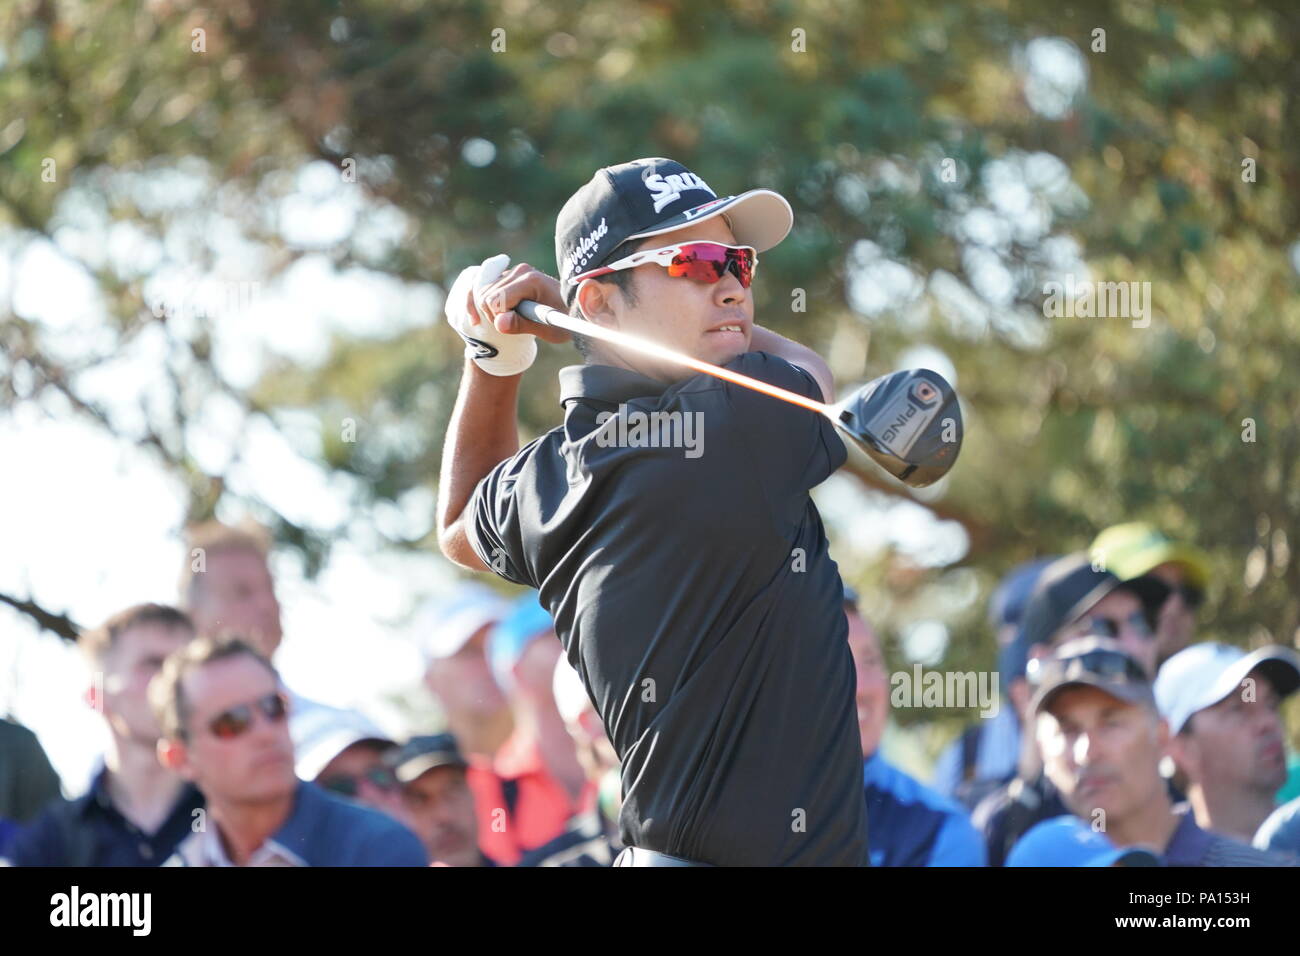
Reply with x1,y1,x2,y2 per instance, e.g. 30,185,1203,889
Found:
488,596,555,689
1090,522,1211,591
387,733,469,784
412,583,512,661
990,558,1057,631
1007,816,1161,867
555,157,793,306
1154,642,1300,734
293,706,394,782
1017,553,1170,651
1028,636,1157,720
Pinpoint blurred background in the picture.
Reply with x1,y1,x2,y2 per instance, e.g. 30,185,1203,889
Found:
1,0,1297,790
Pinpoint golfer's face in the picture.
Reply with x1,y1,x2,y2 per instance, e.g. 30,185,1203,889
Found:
619,216,754,376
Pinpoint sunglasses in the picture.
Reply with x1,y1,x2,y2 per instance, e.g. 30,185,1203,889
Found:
572,241,758,288
201,692,289,740
1173,583,1205,609
1079,610,1153,642
1027,648,1148,688
319,767,399,799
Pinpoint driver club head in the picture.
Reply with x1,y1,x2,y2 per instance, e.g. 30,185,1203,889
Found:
835,368,963,488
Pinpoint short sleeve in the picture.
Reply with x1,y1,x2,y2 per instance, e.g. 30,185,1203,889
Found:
705,351,846,495
467,447,538,589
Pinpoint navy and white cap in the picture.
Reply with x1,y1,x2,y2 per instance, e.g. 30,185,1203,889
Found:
1154,642,1300,734
554,157,793,306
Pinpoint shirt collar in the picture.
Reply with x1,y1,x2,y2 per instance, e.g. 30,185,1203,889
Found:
558,364,671,409
1162,804,1213,865
200,788,311,867
269,781,322,858
862,750,882,775
81,766,204,823
200,825,306,868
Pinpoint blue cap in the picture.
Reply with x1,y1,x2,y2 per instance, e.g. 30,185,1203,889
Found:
1154,642,1300,734
1007,816,1161,867
488,597,555,689
989,558,1057,630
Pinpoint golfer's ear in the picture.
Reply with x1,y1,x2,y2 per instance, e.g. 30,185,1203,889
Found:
575,279,616,325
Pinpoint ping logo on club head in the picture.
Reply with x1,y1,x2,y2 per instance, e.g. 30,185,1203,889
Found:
910,380,940,408
464,337,499,359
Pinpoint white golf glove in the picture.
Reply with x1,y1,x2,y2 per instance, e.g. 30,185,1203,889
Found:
444,254,537,376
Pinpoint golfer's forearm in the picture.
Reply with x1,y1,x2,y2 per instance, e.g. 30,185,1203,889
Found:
750,325,835,402
437,359,522,569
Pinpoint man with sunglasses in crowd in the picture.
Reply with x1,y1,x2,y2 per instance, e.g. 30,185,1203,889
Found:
4,604,202,867
1030,635,1292,866
1091,523,1210,669
438,158,869,865
154,635,426,866
974,553,1169,864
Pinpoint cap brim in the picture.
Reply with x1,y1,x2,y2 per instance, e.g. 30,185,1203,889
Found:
1181,646,1300,731
393,752,468,784
1118,575,1173,619
1125,543,1211,590
296,732,394,782
623,189,793,253
1032,677,1155,721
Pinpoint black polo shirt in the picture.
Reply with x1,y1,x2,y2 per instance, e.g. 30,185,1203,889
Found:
4,767,204,866
470,351,869,866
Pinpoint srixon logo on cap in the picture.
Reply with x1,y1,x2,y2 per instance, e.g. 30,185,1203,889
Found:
645,170,714,214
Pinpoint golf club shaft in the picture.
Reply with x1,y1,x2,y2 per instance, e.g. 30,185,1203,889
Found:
515,299,833,417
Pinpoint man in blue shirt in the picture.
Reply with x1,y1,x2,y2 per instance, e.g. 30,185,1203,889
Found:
5,604,203,866
152,634,426,866
845,591,986,866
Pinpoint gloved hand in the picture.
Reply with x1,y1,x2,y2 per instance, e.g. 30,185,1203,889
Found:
444,254,538,376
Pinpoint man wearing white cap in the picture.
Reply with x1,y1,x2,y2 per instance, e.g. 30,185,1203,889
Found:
1155,642,1300,843
414,584,513,760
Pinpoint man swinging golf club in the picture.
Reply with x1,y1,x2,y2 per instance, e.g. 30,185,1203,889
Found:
438,157,955,865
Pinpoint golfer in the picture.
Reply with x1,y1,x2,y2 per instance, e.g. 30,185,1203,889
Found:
438,157,869,866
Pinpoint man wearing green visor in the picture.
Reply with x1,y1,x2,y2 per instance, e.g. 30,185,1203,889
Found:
1090,523,1211,670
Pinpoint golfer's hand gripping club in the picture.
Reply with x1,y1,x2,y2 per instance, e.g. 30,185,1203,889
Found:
445,254,538,376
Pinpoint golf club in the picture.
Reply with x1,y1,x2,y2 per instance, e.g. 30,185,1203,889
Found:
515,299,962,487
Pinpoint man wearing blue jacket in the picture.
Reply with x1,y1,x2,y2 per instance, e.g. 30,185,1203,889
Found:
845,590,986,866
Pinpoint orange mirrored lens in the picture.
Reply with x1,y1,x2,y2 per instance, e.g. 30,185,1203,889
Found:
667,244,755,287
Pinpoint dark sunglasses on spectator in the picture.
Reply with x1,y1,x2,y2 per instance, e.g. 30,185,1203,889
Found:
1027,647,1148,688
204,692,289,740
1174,583,1205,609
1081,610,1152,641
319,767,399,798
